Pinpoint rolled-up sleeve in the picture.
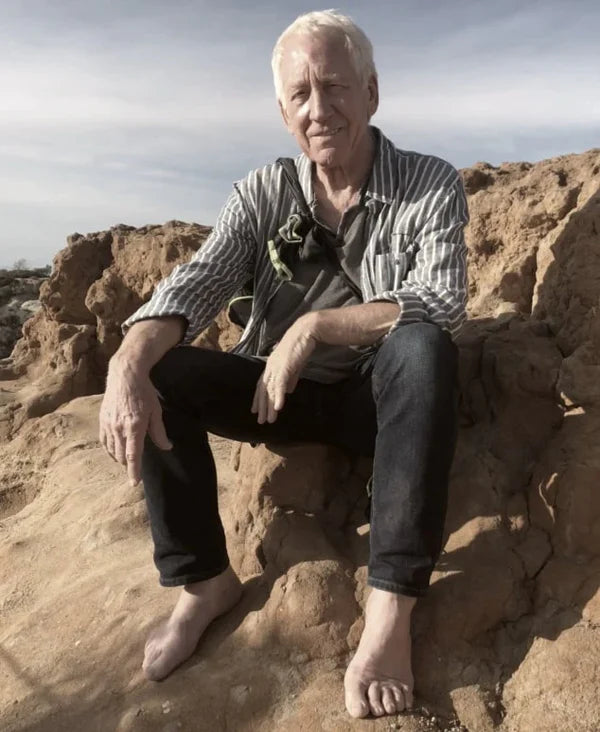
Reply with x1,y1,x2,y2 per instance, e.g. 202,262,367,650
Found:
371,174,469,338
122,185,256,345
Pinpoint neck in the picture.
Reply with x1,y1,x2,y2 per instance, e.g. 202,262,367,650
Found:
313,128,375,200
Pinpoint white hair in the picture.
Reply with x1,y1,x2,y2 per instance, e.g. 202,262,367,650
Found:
271,9,377,105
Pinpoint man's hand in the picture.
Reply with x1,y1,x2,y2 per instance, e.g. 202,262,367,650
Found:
99,355,172,486
251,315,317,424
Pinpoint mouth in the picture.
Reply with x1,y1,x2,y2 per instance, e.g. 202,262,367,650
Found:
311,127,343,138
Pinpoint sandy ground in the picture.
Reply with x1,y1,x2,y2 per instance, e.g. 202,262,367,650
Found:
0,395,442,732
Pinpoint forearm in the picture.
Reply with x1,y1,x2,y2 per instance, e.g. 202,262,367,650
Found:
305,302,401,347
111,316,186,376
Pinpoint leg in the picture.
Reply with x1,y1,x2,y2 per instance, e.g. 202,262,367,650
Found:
140,346,339,680
142,346,337,586
344,323,459,717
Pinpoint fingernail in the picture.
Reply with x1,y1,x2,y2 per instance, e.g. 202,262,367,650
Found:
130,479,138,488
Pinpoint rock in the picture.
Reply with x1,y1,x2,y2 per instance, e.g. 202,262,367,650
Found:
450,685,498,731
0,222,240,432
1,148,600,731
502,626,600,732
466,149,599,322
0,269,48,359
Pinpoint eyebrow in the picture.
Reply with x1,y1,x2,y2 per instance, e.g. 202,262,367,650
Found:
288,73,346,91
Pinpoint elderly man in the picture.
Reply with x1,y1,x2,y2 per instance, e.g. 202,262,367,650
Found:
99,9,468,720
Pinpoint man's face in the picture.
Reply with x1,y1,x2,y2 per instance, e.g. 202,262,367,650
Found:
277,32,378,169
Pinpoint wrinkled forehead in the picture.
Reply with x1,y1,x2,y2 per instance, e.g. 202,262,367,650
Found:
278,30,356,86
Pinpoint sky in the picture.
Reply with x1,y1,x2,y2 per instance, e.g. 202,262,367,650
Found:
1,0,599,267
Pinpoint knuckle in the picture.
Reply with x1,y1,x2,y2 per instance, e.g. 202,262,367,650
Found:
117,415,142,432
127,433,143,448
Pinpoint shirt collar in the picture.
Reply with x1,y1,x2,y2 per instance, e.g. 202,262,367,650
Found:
295,125,398,210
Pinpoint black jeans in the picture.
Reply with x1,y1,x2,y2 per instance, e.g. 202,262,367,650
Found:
142,322,458,597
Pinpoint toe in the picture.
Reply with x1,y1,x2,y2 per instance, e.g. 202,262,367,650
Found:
391,682,413,711
143,644,168,681
343,670,369,718
367,681,385,717
142,645,160,672
391,685,405,712
381,685,397,715
346,698,369,719
143,657,164,681
402,683,414,709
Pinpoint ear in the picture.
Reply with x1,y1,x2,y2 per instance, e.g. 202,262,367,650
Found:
366,73,379,119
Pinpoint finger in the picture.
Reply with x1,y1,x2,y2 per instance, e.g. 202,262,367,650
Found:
113,428,127,466
273,378,286,412
269,381,285,422
99,423,108,452
258,380,268,424
255,371,269,424
148,409,172,450
105,431,117,462
125,428,145,486
285,372,299,394
267,391,278,423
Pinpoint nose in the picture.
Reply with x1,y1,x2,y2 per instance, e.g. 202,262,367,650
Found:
308,86,332,123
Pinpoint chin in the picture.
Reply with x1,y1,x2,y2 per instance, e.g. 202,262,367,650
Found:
309,144,347,168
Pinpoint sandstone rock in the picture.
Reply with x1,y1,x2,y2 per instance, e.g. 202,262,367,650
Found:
466,149,599,322
502,626,600,732
0,222,238,432
2,149,600,730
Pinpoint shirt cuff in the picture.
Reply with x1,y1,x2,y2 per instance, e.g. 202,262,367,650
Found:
365,290,428,342
121,307,190,345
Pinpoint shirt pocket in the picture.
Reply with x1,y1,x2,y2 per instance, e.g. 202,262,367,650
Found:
374,235,417,291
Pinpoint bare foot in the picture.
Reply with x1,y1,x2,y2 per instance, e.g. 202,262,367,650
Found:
143,565,243,681
344,588,416,718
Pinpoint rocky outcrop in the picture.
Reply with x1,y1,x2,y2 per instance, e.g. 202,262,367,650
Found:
0,268,48,359
1,149,599,731
0,222,228,432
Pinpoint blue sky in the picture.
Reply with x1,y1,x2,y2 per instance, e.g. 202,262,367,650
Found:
1,0,599,267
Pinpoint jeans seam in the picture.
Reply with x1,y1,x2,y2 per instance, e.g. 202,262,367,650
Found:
159,561,230,587
367,576,427,597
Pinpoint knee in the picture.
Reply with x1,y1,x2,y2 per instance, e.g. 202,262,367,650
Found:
374,322,457,383
149,347,181,391
149,346,208,400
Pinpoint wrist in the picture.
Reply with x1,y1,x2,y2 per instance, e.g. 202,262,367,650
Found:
298,311,322,342
110,346,150,379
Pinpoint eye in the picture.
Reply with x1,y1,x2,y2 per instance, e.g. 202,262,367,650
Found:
290,92,305,103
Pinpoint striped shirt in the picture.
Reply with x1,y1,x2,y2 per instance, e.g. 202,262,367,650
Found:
123,126,469,354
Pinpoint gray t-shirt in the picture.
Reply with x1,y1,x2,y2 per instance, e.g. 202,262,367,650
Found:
258,205,377,384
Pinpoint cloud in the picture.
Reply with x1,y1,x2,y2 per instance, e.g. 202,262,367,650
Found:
1,0,599,266
380,68,600,133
